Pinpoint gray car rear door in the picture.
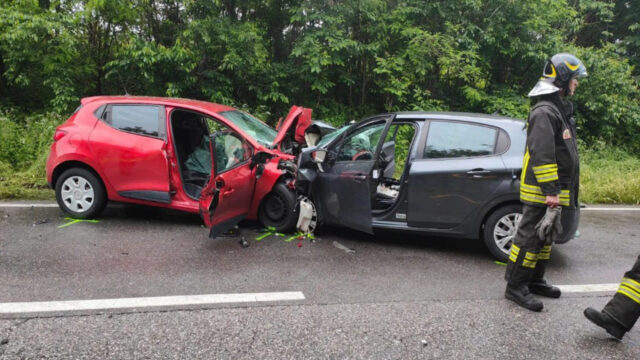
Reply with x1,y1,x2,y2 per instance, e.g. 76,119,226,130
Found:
407,119,510,229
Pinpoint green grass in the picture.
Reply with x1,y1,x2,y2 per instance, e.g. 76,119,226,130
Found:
0,154,54,200
579,147,640,205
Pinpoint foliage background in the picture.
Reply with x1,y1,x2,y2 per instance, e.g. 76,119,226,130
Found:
0,0,639,203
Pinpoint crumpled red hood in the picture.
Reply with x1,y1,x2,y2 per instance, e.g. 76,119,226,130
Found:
272,106,312,147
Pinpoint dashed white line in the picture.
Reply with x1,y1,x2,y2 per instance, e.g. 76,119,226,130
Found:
556,284,619,293
0,203,59,208
0,292,306,314
580,208,640,211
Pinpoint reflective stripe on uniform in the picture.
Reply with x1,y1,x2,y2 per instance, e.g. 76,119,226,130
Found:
521,150,531,187
536,173,559,183
618,277,640,305
520,188,570,206
533,164,559,183
533,164,558,173
538,245,552,260
522,251,538,268
509,244,520,263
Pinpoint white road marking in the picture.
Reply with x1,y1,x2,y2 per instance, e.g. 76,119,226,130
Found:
0,292,306,314
581,208,640,211
0,203,59,208
556,284,619,293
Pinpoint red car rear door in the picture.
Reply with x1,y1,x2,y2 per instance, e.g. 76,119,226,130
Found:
199,131,256,238
89,104,171,203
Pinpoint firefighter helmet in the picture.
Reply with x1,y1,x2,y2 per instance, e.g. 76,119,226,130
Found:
528,53,587,97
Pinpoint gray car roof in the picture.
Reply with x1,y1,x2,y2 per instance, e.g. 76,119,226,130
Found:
393,111,525,126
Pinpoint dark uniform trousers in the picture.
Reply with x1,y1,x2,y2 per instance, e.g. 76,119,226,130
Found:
603,255,640,331
505,205,551,285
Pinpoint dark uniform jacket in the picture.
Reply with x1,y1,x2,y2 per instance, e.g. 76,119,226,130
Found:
520,94,579,208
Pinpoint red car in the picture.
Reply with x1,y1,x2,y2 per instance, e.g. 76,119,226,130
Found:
46,96,316,236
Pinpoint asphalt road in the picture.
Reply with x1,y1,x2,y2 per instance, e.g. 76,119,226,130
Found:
0,202,638,359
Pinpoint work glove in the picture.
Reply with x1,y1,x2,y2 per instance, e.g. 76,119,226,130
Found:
535,206,563,243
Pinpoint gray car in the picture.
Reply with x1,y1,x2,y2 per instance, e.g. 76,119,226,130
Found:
295,112,579,261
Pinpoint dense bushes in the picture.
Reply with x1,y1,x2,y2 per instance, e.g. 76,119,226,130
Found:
0,112,60,199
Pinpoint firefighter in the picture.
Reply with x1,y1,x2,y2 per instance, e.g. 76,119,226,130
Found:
584,255,640,340
504,53,587,311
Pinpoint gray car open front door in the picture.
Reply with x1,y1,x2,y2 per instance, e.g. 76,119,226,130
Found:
314,115,394,234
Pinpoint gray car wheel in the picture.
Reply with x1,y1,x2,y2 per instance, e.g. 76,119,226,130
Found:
483,204,522,262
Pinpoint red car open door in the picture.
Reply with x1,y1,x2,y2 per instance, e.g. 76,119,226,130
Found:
199,131,256,238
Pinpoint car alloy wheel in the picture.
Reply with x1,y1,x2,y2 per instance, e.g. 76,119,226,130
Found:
61,175,95,213
493,212,522,257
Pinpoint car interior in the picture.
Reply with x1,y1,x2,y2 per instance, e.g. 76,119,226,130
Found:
170,110,213,199
372,123,416,211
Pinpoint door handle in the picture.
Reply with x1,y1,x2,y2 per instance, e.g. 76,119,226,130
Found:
223,188,235,196
353,174,367,181
466,169,491,175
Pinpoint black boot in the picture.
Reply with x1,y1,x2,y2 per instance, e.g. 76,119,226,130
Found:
529,279,561,298
584,307,626,340
505,257,543,312
530,259,561,298
506,284,543,312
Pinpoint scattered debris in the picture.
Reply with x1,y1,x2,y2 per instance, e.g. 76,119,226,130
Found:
333,241,355,254
255,226,285,241
297,241,303,248
285,232,314,243
239,237,249,248
121,252,129,256
421,339,428,347
220,226,240,237
58,217,100,229
494,261,507,266
32,218,50,226
2,213,9,218
1,338,8,345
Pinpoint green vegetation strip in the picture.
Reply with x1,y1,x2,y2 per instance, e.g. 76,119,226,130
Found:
1,115,639,205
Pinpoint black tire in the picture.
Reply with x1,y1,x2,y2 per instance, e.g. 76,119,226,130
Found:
483,204,522,262
258,182,297,233
55,168,107,219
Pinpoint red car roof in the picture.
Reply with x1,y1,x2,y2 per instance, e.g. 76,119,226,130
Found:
81,96,236,114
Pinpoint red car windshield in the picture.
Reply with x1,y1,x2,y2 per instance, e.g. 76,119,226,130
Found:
219,110,277,147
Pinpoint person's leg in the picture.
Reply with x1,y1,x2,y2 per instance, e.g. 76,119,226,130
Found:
529,243,561,298
585,255,640,339
505,205,546,311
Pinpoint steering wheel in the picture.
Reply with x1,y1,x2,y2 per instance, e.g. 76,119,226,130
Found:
352,150,373,161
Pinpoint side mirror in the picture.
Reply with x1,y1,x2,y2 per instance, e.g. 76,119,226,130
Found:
251,151,273,169
251,151,274,179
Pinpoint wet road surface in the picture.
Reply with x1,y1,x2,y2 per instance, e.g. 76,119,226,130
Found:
0,202,638,359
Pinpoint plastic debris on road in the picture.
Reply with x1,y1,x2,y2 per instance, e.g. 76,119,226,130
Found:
32,218,50,226
333,241,355,254
58,217,100,229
